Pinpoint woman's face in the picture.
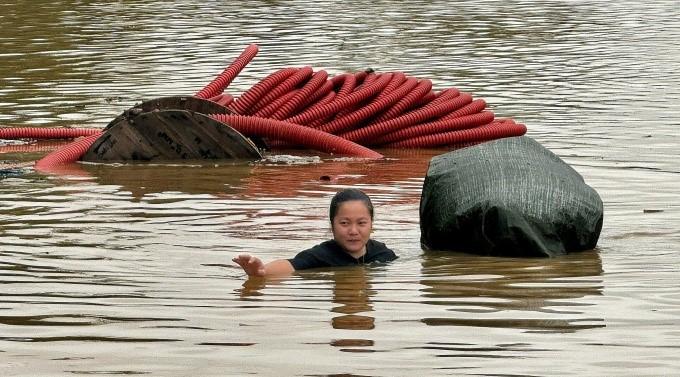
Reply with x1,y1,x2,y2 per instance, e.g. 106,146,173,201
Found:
331,200,373,256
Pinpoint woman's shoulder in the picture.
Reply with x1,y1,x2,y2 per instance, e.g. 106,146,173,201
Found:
307,239,341,253
366,239,398,260
367,239,391,251
289,240,342,270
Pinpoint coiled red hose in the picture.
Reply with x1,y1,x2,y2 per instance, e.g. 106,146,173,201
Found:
0,140,73,154
249,67,314,115
385,120,527,148
230,67,298,114
33,133,102,172
271,70,328,120
209,114,382,159
194,44,259,100
317,76,418,135
371,79,433,124
339,91,474,143
373,111,496,145
3,44,526,171
0,127,101,139
254,89,300,118
286,73,393,126
205,44,524,150
332,73,358,97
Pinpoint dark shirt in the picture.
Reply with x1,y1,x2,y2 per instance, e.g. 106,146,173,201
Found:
288,239,398,270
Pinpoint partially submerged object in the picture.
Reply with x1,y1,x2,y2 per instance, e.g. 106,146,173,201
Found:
0,44,527,173
83,107,261,162
420,136,603,257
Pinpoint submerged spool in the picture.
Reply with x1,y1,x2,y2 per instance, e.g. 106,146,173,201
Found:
82,109,261,162
103,96,231,130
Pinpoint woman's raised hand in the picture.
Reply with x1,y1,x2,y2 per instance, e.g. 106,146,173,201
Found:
232,254,266,277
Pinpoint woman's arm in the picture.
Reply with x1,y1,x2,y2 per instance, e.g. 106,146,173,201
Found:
232,254,295,277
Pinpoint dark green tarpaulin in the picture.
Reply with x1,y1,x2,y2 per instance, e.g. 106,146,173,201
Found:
420,136,603,257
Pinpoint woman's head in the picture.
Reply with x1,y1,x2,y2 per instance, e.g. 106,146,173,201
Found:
329,188,374,222
329,188,374,256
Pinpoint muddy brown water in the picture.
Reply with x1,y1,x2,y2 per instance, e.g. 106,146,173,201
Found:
1,1,679,376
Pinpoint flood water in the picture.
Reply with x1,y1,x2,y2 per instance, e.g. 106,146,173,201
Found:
1,1,679,376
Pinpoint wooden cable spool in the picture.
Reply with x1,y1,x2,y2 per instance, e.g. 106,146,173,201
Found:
82,108,261,162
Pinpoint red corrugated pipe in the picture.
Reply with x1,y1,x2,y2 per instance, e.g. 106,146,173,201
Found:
0,127,101,139
385,120,527,148
33,133,102,173
194,44,259,100
248,67,313,115
3,44,526,172
209,114,382,159
230,67,298,114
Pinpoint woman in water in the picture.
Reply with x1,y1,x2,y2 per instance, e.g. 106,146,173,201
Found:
233,188,397,277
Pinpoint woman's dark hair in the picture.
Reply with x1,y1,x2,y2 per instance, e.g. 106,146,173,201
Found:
329,188,374,222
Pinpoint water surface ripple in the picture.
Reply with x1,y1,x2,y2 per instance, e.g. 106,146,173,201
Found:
1,1,679,376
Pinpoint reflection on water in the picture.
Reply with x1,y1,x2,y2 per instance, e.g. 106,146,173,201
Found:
31,149,433,201
329,268,375,332
80,162,255,199
419,250,604,333
1,0,680,375
238,267,378,353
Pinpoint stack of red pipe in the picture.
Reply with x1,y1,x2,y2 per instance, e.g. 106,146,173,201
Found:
197,44,525,157
1,43,526,169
